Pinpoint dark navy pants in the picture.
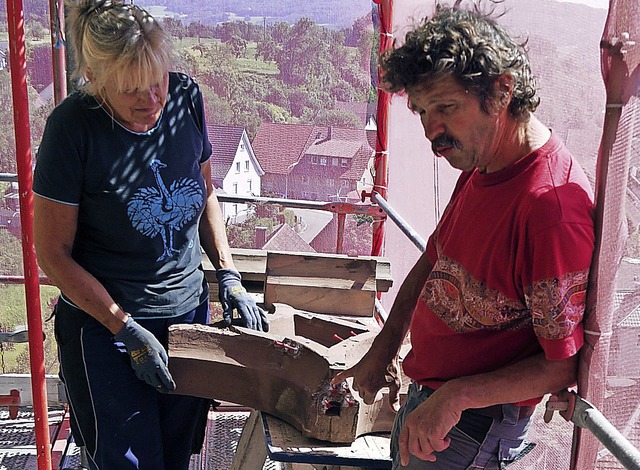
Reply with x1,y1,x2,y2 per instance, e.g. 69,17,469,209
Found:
54,297,211,470
391,382,535,469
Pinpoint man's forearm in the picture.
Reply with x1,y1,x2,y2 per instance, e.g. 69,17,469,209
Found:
440,352,578,412
372,250,434,357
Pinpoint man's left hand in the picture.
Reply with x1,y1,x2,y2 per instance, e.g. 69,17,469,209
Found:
398,389,460,465
216,268,269,332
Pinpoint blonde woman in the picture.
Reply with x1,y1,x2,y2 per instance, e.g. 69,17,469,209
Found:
33,1,267,468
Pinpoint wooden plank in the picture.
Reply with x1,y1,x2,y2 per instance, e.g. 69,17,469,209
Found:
262,413,391,469
230,410,268,470
264,253,377,317
202,249,393,295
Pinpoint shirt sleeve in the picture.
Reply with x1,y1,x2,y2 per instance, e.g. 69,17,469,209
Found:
33,105,84,205
525,188,595,360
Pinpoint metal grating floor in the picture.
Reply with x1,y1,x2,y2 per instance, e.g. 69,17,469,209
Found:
0,408,66,470
191,411,281,470
1,408,281,470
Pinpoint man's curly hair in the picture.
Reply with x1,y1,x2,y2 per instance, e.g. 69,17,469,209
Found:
380,3,539,120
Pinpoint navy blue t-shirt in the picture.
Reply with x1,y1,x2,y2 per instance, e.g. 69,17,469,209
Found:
33,72,213,318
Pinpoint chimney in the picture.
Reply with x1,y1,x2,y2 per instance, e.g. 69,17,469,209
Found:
255,226,267,249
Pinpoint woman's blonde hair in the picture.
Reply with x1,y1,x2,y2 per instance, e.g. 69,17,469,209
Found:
66,0,173,96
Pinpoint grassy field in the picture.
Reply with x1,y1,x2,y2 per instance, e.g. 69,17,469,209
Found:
0,284,60,374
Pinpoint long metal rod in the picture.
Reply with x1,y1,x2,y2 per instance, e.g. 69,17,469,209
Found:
371,191,426,252
0,172,17,182
217,193,386,217
572,395,640,470
5,0,51,467
48,0,66,104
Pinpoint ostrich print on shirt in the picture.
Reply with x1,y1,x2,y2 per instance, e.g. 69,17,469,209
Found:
127,159,204,262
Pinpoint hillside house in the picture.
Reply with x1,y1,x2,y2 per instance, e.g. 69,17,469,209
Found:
207,124,264,224
252,122,375,202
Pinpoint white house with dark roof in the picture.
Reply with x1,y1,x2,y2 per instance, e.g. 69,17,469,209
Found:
207,124,264,223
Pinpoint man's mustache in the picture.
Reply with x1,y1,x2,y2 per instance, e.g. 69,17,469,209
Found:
431,135,460,153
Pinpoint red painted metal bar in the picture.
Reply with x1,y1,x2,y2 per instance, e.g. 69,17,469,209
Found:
369,0,392,257
49,0,67,104
335,212,346,254
0,389,21,419
6,0,52,467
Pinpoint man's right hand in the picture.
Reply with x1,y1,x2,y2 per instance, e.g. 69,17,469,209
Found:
114,317,176,393
331,351,401,412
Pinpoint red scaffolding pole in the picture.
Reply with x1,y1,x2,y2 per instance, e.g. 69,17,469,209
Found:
49,0,67,104
6,0,52,467
369,0,392,257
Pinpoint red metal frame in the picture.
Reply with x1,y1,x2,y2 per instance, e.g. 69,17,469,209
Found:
368,0,392,258
0,389,20,419
6,0,52,467
49,0,67,105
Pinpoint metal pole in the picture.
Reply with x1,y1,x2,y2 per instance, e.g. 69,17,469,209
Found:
372,191,426,252
336,212,345,254
6,0,52,468
49,0,67,104
370,0,392,257
572,396,640,470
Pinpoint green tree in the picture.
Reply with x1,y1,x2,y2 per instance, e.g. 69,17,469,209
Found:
162,17,185,40
311,109,361,128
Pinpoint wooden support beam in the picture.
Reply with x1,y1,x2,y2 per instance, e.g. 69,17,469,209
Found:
168,306,402,443
203,249,393,298
264,252,377,317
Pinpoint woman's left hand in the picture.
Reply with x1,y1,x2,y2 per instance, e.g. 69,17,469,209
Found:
215,268,269,331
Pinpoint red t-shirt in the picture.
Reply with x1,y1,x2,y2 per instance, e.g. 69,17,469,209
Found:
402,134,595,405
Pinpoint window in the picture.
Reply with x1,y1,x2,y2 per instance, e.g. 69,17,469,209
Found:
235,162,240,173
302,175,310,184
247,180,252,191
311,156,319,164
328,178,335,187
233,204,238,215
341,159,348,168
233,183,238,194
332,158,339,166
245,161,250,171
240,143,245,150
320,157,327,166
341,179,350,188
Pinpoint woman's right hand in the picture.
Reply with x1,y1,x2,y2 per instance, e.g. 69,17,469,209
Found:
114,317,176,393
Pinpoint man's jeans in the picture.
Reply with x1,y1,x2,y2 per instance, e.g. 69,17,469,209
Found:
391,382,535,469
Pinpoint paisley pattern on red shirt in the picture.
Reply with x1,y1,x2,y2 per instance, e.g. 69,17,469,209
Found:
525,273,588,340
420,254,587,339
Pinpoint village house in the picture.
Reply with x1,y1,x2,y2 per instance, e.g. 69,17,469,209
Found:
207,124,264,223
251,122,375,202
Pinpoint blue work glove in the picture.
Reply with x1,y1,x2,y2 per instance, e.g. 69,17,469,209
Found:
114,317,176,393
216,268,269,332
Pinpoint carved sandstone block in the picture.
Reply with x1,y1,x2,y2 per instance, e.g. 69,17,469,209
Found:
168,315,398,443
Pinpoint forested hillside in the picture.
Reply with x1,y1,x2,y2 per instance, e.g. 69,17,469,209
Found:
136,0,372,29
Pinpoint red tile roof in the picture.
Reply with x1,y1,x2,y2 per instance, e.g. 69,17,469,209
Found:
252,122,317,175
252,123,375,180
261,223,316,253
